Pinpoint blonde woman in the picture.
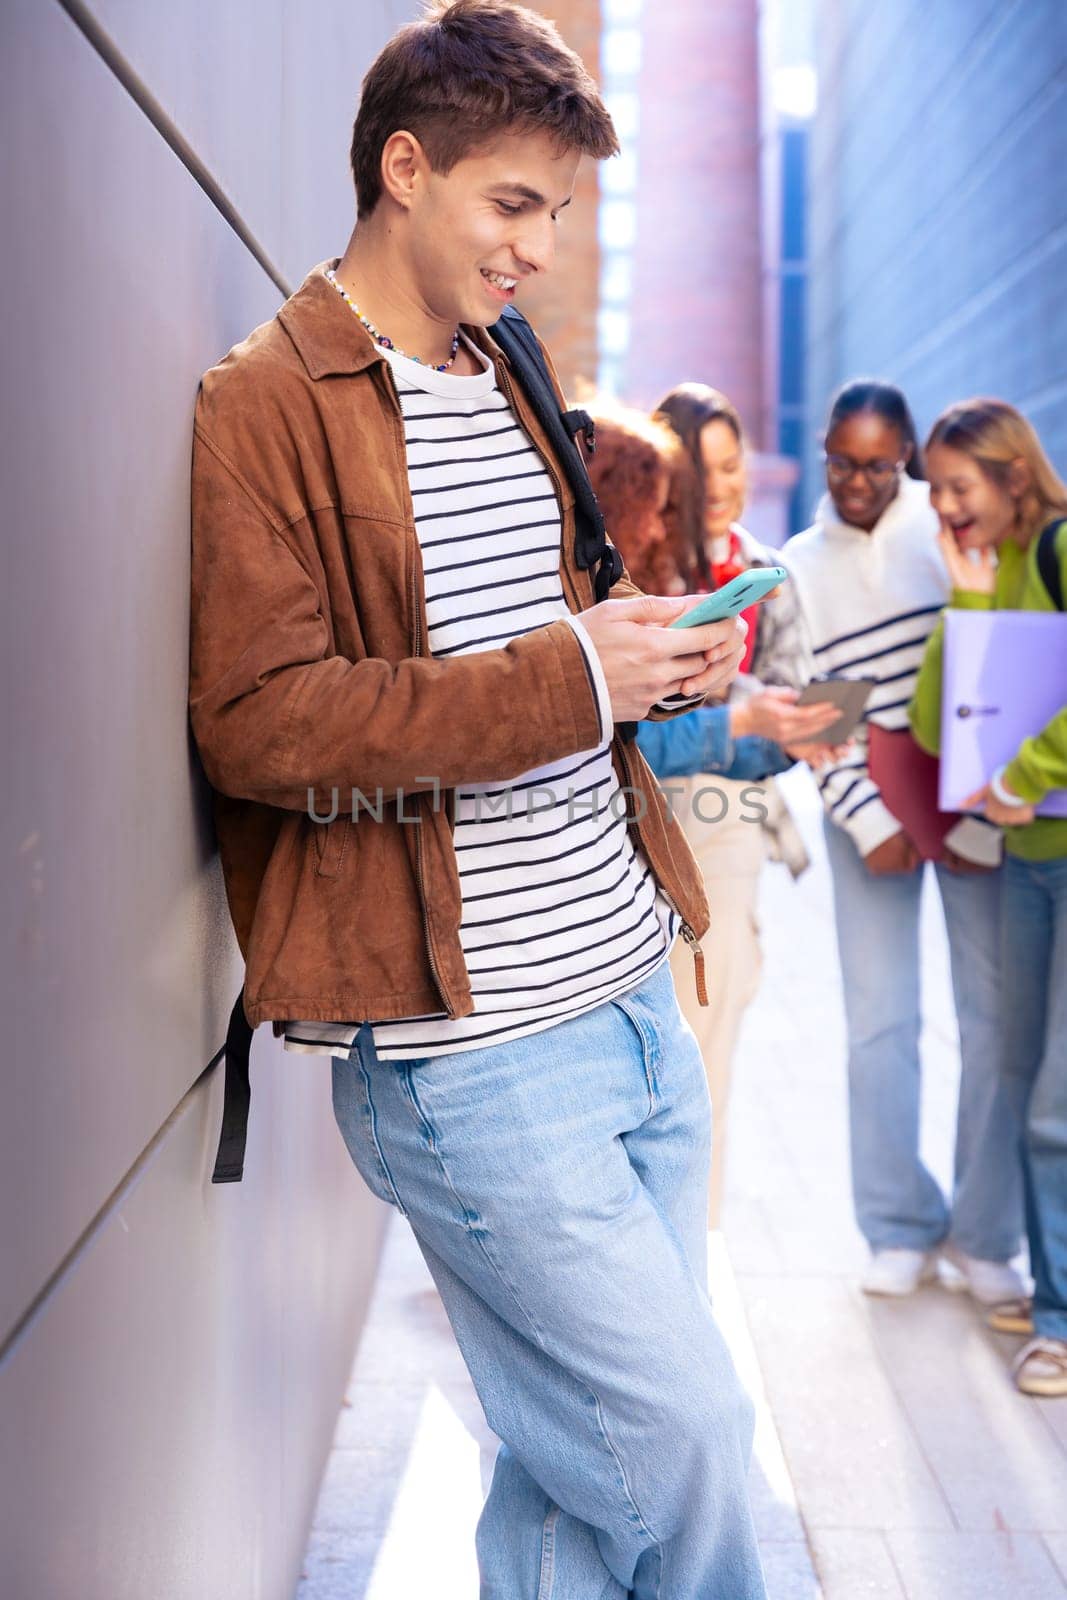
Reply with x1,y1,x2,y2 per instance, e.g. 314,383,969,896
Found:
911,398,1067,1396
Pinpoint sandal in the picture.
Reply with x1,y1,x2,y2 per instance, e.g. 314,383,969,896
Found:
987,1296,1034,1336
1012,1337,1067,1398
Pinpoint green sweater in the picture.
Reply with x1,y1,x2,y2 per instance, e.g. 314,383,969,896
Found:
909,519,1067,862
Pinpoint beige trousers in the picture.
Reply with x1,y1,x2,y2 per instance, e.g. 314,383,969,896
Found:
668,776,767,1228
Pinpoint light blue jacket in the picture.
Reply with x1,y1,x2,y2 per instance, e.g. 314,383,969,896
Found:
636,706,793,782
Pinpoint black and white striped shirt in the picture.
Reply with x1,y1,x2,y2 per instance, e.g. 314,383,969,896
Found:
782,476,948,856
283,334,677,1060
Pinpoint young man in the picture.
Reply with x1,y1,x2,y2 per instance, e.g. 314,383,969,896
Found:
189,3,766,1594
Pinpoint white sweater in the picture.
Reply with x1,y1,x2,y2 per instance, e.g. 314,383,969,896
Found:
782,476,947,857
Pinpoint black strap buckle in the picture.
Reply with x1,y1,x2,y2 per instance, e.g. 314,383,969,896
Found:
562,408,597,456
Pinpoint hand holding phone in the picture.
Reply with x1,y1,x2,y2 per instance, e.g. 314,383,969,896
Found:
667,566,789,629
575,592,747,719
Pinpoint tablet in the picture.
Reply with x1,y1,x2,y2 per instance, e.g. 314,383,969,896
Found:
796,676,876,746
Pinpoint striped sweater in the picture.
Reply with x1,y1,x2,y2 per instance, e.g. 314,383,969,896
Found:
781,476,947,856
282,333,680,1061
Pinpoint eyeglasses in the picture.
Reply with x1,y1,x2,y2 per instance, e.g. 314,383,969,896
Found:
824,453,903,488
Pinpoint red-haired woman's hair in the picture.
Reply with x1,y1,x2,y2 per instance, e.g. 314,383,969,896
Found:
584,406,699,595
926,398,1067,540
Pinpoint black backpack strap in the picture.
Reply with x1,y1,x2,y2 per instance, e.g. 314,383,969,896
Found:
211,986,254,1183
490,307,634,741
562,407,598,454
490,306,623,605
1037,519,1065,611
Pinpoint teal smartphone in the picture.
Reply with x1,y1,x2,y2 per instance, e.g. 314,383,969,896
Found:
668,565,789,628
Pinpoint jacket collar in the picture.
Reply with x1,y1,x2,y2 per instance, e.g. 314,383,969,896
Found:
279,258,512,383
278,259,383,379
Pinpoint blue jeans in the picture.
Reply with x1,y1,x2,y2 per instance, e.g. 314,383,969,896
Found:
331,959,766,1599
824,818,1023,1260
1001,854,1067,1341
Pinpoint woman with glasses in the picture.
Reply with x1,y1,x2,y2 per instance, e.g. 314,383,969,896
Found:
782,380,1025,1302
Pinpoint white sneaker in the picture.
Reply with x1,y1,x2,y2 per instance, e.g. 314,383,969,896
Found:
861,1248,938,1297
939,1244,1031,1306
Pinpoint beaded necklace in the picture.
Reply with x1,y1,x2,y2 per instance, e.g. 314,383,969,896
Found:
324,266,460,372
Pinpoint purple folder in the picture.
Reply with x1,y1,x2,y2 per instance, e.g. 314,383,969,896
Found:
940,610,1067,818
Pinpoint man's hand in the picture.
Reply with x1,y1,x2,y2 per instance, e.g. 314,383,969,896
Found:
864,830,921,876
577,594,746,723
731,687,842,746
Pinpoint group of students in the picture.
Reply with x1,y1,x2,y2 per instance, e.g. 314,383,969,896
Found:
188,3,1067,1587
586,378,1067,1401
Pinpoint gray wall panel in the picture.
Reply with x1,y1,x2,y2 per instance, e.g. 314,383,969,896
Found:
0,1057,387,1600
2,0,432,1591
1,0,281,1337
277,0,419,286
78,0,420,285
75,0,286,272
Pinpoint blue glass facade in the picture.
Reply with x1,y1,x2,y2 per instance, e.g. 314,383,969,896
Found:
807,0,1067,495
778,122,811,530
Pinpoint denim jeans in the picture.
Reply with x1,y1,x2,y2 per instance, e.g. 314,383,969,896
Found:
1000,854,1067,1341
331,959,766,1599
823,818,1023,1260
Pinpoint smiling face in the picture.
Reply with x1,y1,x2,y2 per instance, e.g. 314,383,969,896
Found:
926,443,1020,552
405,128,579,328
824,411,908,531
699,418,747,538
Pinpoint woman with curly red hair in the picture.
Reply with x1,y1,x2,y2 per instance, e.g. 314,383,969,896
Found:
580,405,693,595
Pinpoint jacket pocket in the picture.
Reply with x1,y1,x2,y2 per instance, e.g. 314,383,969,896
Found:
314,816,352,878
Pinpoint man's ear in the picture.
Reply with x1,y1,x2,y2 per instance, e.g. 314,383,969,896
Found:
1006,455,1032,501
379,129,426,210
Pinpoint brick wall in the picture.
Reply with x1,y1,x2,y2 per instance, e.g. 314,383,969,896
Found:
625,0,765,438
518,0,604,398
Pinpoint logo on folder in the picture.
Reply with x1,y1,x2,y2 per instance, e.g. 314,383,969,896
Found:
955,703,1000,719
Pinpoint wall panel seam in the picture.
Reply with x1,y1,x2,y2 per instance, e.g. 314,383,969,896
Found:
892,220,1067,381
0,1046,224,1362
53,0,292,299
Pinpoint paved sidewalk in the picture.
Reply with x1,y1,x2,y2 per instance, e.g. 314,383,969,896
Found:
725,767,1067,1599
298,766,1067,1599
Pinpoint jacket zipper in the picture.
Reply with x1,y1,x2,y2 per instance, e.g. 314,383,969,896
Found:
615,714,709,1006
680,923,709,1006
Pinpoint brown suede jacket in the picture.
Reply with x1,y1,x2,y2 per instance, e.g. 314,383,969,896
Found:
189,260,711,1032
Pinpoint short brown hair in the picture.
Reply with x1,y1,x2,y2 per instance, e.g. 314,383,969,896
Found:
585,406,699,596
350,0,619,217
